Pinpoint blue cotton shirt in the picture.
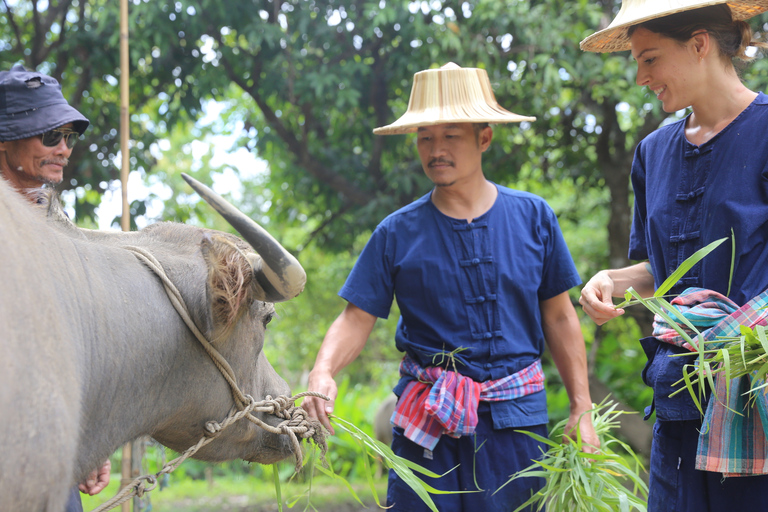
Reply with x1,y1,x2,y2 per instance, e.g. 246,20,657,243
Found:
340,183,582,429
630,92,768,420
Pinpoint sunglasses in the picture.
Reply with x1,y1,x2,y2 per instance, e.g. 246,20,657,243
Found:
40,128,80,149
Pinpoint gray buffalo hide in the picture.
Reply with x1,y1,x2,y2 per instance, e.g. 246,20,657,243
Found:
0,178,301,512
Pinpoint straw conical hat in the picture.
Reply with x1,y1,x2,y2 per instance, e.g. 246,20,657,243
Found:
580,0,768,53
373,63,535,135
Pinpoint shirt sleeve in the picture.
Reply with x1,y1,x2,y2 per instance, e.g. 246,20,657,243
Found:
538,204,582,301
338,223,396,319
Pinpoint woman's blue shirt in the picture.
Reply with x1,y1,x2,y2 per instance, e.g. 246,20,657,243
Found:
630,92,768,420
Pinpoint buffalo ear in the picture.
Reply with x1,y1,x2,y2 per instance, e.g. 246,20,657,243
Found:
201,233,255,341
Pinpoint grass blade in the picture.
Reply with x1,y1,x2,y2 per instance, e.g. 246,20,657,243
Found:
654,238,727,298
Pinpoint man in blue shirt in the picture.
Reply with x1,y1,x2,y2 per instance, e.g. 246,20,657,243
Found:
304,63,597,511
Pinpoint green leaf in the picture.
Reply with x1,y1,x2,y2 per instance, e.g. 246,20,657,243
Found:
654,237,728,298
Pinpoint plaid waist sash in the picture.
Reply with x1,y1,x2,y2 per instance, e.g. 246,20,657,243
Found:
652,287,768,476
391,355,544,451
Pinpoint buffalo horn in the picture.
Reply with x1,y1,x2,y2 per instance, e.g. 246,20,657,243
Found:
182,173,306,302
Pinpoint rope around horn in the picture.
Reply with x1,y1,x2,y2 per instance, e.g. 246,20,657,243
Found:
88,247,330,512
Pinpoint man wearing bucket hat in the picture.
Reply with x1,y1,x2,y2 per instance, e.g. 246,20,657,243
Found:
304,63,598,511
0,64,110,510
579,1,768,509
0,64,89,198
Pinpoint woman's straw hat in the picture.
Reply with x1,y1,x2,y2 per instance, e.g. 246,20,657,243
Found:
580,0,768,53
373,63,535,135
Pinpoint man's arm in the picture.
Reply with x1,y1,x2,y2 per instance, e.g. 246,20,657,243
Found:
541,291,599,452
579,262,655,325
304,302,377,434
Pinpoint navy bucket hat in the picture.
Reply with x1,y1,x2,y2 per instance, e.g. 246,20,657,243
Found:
0,64,89,142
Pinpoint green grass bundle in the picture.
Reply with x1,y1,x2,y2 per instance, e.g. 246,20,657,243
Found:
498,398,648,512
616,237,768,413
648,318,767,414
280,413,465,512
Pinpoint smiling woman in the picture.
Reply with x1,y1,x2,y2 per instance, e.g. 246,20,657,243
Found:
578,1,768,510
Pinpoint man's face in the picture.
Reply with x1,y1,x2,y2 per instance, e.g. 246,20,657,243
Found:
0,123,75,189
416,123,491,188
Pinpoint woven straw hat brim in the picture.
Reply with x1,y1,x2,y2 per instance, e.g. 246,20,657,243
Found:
580,0,768,53
373,64,535,135
373,112,536,135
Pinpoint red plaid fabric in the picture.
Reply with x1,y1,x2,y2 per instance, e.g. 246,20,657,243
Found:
391,355,545,450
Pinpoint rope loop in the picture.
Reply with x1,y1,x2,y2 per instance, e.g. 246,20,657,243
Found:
135,475,157,497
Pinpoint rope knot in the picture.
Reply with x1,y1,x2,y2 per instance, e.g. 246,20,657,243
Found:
262,394,292,416
204,420,223,437
135,475,157,497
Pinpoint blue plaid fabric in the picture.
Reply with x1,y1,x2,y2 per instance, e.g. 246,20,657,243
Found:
652,287,768,475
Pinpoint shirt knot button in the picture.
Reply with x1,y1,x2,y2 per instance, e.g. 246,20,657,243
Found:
472,258,480,265
693,148,700,155
483,332,492,339
477,296,485,303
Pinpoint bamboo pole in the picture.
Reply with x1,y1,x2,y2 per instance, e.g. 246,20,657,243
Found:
119,0,129,233
119,442,131,512
119,0,132,510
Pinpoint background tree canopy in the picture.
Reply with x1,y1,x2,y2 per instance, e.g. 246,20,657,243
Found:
4,0,768,456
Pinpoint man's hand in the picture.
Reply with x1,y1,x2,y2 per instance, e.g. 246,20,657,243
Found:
563,413,600,455
304,371,338,435
78,459,111,496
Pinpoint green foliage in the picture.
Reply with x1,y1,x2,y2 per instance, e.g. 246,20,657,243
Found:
616,236,768,415
502,399,649,512
82,470,387,511
0,0,731,246
14,1,762,506
328,415,466,512
312,376,394,480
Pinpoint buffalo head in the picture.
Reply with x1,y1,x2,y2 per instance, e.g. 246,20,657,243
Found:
142,175,307,465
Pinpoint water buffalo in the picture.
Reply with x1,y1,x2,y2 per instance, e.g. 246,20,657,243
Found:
0,174,305,511
373,394,397,447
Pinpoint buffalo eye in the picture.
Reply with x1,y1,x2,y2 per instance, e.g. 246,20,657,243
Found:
262,312,275,328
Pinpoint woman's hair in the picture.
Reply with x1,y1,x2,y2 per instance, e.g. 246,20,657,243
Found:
627,4,767,61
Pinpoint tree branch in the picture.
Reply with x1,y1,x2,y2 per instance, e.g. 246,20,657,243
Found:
2,0,23,55
214,38,372,206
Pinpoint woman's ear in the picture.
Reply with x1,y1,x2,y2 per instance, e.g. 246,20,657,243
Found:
690,29,711,61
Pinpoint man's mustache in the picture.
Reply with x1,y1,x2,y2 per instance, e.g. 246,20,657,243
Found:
428,158,454,168
40,158,69,167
